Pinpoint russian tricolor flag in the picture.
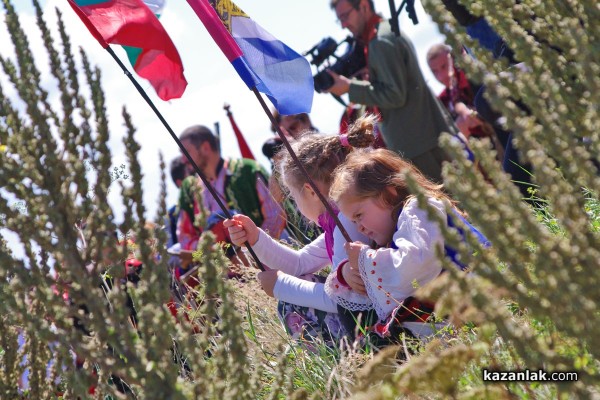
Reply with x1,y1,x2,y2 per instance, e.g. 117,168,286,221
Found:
186,0,313,115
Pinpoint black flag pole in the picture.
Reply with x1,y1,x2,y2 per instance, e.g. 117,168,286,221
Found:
252,88,353,243
105,46,265,271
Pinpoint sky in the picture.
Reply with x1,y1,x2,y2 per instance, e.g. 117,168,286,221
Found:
1,0,445,245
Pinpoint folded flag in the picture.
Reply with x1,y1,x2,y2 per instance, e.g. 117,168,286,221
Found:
186,0,313,115
68,0,187,101
224,104,255,160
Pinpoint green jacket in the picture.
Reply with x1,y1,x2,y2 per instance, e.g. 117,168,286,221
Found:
349,20,457,159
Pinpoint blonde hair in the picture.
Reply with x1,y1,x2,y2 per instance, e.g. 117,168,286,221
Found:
330,149,460,218
278,114,377,191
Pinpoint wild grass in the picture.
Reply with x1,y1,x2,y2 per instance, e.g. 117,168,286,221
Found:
0,0,599,398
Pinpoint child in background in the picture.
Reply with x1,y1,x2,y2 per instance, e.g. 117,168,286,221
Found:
325,148,487,344
223,116,377,345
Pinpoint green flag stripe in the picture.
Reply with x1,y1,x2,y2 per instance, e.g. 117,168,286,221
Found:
74,0,108,6
121,13,160,68
123,46,143,68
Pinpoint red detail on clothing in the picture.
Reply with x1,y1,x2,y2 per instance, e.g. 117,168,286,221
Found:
124,257,142,276
372,261,376,266
167,297,179,318
371,270,375,274
338,15,387,147
374,321,388,336
175,265,201,289
438,66,488,138
208,219,230,244
336,260,351,288
378,278,382,282
359,15,383,47
369,297,436,339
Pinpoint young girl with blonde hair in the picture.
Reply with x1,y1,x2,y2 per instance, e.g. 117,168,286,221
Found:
224,116,377,345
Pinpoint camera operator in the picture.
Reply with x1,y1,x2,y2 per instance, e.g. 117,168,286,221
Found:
325,0,457,183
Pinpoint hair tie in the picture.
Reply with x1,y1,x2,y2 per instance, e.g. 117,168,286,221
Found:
339,134,351,147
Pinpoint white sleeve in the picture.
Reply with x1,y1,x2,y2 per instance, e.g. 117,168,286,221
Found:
251,230,330,276
331,213,371,270
272,273,338,313
359,198,446,320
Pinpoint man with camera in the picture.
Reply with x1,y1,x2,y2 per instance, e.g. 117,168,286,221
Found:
324,0,456,183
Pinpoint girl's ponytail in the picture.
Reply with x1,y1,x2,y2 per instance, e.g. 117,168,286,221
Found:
345,114,378,149
279,114,378,190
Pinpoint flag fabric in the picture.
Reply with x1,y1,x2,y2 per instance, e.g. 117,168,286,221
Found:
186,0,313,115
224,105,255,160
68,0,187,101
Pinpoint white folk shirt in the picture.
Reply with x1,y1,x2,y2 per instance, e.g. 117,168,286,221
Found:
325,197,446,321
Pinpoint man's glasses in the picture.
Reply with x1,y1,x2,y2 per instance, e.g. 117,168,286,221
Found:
337,7,356,24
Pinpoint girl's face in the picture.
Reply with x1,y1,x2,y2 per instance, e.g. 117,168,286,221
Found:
338,195,396,246
288,183,327,224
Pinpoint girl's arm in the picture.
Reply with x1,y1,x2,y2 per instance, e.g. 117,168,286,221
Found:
272,272,339,313
253,230,330,276
225,214,330,276
358,198,447,320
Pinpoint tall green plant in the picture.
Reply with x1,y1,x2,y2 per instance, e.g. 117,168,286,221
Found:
352,0,599,398
0,1,294,398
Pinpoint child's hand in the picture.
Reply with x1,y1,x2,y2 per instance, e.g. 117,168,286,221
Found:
257,270,280,297
343,241,368,295
345,241,367,267
223,214,259,246
341,261,366,295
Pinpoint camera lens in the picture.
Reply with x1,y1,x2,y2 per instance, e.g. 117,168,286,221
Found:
313,70,334,93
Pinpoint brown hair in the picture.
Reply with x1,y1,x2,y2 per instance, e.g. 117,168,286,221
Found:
278,114,377,191
330,0,374,11
179,125,220,152
330,148,461,219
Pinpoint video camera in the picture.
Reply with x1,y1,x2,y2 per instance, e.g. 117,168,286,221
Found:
304,36,366,93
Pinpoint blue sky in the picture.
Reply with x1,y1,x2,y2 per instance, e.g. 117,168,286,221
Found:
1,0,445,253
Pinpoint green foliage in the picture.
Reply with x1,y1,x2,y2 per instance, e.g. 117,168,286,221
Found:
0,1,291,398
352,0,600,398
1,0,599,398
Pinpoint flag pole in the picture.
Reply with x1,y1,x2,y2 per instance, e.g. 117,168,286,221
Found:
104,46,265,271
251,88,352,243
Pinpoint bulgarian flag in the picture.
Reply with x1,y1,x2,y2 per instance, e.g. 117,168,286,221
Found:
186,0,313,115
68,0,187,101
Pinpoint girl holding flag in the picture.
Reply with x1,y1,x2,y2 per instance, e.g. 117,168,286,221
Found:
223,117,376,346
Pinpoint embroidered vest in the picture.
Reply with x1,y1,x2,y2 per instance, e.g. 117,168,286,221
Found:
224,158,268,227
